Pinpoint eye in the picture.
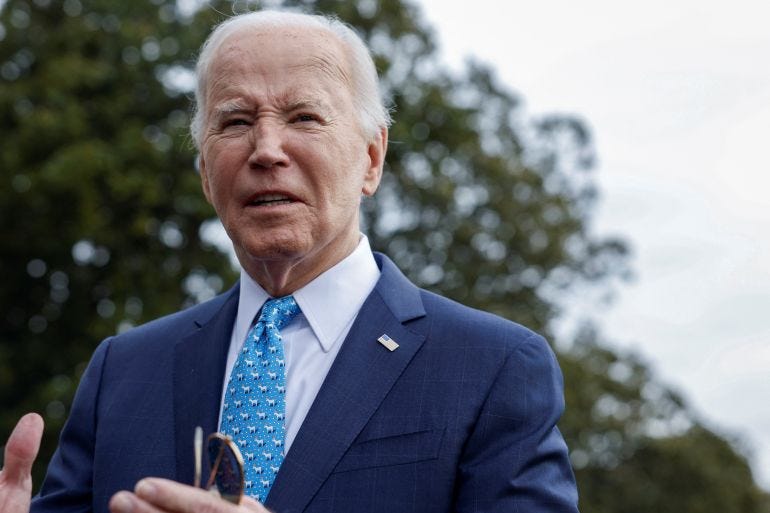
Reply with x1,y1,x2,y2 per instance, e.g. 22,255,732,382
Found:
224,118,251,128
292,113,318,123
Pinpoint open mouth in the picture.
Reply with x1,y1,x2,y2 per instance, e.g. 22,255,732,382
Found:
250,194,295,207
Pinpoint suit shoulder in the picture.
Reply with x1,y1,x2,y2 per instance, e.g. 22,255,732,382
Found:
416,288,548,352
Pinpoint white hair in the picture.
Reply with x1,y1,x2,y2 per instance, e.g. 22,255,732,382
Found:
190,10,391,149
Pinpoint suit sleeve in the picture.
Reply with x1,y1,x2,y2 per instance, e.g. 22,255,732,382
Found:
454,332,580,513
31,338,112,513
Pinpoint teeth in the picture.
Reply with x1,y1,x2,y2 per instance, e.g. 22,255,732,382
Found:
258,194,289,202
252,194,292,205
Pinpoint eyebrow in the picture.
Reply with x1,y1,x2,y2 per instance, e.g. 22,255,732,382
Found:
283,98,331,113
209,95,333,123
211,100,253,121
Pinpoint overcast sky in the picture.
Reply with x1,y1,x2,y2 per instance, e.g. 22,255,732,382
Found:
417,0,770,488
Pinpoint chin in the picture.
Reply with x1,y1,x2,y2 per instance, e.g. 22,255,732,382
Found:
236,234,309,263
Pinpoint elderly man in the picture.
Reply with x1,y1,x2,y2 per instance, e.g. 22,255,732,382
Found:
0,10,579,513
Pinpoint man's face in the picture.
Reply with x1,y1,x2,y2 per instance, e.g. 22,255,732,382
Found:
199,27,386,291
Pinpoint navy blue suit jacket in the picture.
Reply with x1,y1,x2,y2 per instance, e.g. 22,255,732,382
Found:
33,253,579,512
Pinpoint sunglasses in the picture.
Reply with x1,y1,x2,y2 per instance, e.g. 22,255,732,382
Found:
193,427,245,505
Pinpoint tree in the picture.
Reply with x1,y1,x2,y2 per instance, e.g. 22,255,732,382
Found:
561,326,770,512
0,0,238,485
1,0,767,510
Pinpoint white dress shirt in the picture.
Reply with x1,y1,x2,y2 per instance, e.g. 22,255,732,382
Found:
219,236,380,452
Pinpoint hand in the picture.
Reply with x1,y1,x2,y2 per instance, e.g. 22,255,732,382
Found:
0,413,45,513
109,478,271,513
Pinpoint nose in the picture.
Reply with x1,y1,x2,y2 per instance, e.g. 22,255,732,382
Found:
247,120,289,170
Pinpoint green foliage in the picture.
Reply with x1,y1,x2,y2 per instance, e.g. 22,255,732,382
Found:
0,0,237,484
561,326,770,512
1,0,767,511
580,424,770,513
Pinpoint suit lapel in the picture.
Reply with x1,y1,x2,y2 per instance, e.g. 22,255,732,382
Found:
172,286,239,486
267,255,426,512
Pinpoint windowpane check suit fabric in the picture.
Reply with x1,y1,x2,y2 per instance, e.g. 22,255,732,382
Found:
219,295,301,502
31,254,579,513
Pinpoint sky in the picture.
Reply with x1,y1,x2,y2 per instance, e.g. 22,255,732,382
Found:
417,0,770,488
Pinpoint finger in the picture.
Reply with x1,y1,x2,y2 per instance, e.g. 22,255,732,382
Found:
134,477,269,513
110,491,175,513
109,491,144,513
240,496,272,512
109,491,271,513
1,413,44,484
241,498,271,513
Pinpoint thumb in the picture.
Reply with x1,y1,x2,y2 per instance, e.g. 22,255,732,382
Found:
240,496,272,512
2,413,44,484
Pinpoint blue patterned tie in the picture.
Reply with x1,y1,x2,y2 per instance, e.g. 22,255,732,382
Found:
220,295,301,502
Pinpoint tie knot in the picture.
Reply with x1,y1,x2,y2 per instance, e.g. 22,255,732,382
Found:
258,295,301,331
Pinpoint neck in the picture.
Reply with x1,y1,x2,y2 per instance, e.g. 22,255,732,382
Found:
239,233,361,297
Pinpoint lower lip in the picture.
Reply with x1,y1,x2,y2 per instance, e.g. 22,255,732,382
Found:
247,200,298,209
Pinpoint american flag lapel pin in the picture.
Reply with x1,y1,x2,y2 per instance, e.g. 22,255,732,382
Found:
377,334,399,352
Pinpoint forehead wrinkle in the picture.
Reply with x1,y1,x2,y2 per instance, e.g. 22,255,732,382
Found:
204,29,355,122
276,25,353,86
277,89,332,112
290,46,353,92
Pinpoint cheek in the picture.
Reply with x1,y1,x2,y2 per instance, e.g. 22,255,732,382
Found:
307,140,369,188
317,167,361,209
204,146,240,195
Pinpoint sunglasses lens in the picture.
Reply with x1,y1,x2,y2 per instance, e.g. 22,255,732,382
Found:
208,436,244,504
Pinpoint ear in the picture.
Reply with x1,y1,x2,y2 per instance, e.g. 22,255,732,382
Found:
361,127,387,196
199,154,213,204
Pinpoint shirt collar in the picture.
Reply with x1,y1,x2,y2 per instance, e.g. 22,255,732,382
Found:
235,235,380,352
